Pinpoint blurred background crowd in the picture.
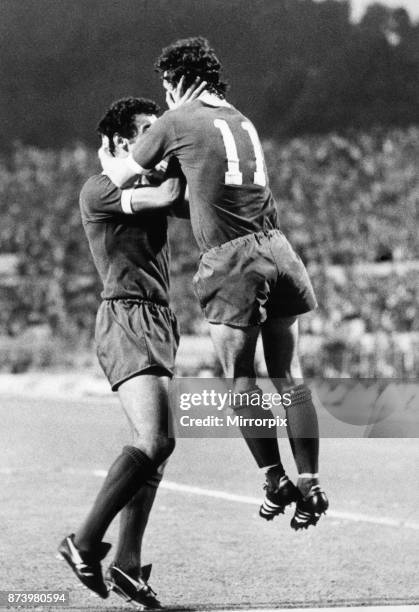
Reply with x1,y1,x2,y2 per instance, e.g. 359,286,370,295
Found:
0,0,418,377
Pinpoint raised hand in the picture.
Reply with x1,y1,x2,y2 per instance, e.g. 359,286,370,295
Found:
166,76,207,109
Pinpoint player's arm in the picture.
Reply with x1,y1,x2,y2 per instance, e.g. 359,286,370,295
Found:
80,173,181,221
123,176,185,214
127,156,187,215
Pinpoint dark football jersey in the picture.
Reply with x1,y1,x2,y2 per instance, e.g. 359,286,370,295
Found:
132,100,279,252
79,174,170,304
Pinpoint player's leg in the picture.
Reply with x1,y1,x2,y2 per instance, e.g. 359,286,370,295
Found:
112,402,167,579
111,383,170,581
261,316,328,529
193,234,294,512
74,373,173,553
112,383,168,578
209,322,297,518
59,373,172,600
208,322,258,388
102,302,178,606
262,316,318,475
59,296,178,600
113,470,162,576
209,322,283,467
106,463,166,608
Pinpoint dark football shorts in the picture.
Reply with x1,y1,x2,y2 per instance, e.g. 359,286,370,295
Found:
95,299,179,391
192,229,317,327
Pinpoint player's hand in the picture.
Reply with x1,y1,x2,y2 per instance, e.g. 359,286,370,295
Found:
144,159,168,185
166,76,207,110
155,160,168,175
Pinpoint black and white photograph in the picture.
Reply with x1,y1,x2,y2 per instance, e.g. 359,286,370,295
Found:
0,1,418,611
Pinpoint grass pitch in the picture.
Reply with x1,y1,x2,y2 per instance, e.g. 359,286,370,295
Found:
0,396,418,610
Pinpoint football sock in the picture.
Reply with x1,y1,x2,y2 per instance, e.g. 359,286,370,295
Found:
284,385,319,487
113,470,162,577
297,472,320,497
265,462,286,481
233,387,281,468
263,462,285,474
75,446,157,553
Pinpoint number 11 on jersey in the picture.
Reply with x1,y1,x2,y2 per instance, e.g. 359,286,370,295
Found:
214,119,266,187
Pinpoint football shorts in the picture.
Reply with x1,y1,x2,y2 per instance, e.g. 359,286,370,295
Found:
192,229,317,327
95,299,179,390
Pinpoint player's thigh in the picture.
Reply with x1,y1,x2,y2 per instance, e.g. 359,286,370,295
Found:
118,372,172,440
209,322,259,380
261,316,303,386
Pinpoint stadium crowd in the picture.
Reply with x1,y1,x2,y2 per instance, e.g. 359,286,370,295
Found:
0,129,417,376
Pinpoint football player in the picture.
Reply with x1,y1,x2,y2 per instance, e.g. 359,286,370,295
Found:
58,97,189,607
100,39,329,530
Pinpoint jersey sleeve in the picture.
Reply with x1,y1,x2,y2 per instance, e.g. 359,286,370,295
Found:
141,155,181,185
132,111,177,170
79,174,125,222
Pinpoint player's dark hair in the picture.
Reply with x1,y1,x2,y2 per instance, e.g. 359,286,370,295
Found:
97,97,160,154
155,36,228,98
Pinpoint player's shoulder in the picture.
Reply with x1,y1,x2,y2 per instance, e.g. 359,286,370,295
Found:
80,173,112,196
79,173,118,219
198,100,248,124
80,173,116,201
155,107,186,127
223,103,248,121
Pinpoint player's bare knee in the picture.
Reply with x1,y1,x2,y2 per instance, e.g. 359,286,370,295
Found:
130,431,174,464
153,434,175,464
270,366,303,392
210,323,259,378
149,434,175,464
262,315,303,384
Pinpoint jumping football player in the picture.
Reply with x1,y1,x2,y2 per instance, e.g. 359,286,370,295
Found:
100,39,329,530
58,97,189,607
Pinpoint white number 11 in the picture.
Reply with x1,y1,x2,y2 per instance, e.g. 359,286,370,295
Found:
214,119,266,187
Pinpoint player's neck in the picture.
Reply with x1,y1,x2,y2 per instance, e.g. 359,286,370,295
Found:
198,91,231,108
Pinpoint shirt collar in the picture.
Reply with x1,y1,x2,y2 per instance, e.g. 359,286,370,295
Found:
198,91,231,108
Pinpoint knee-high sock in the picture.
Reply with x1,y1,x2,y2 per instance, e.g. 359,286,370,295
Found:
75,446,157,552
234,388,282,469
113,471,162,577
284,385,319,476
